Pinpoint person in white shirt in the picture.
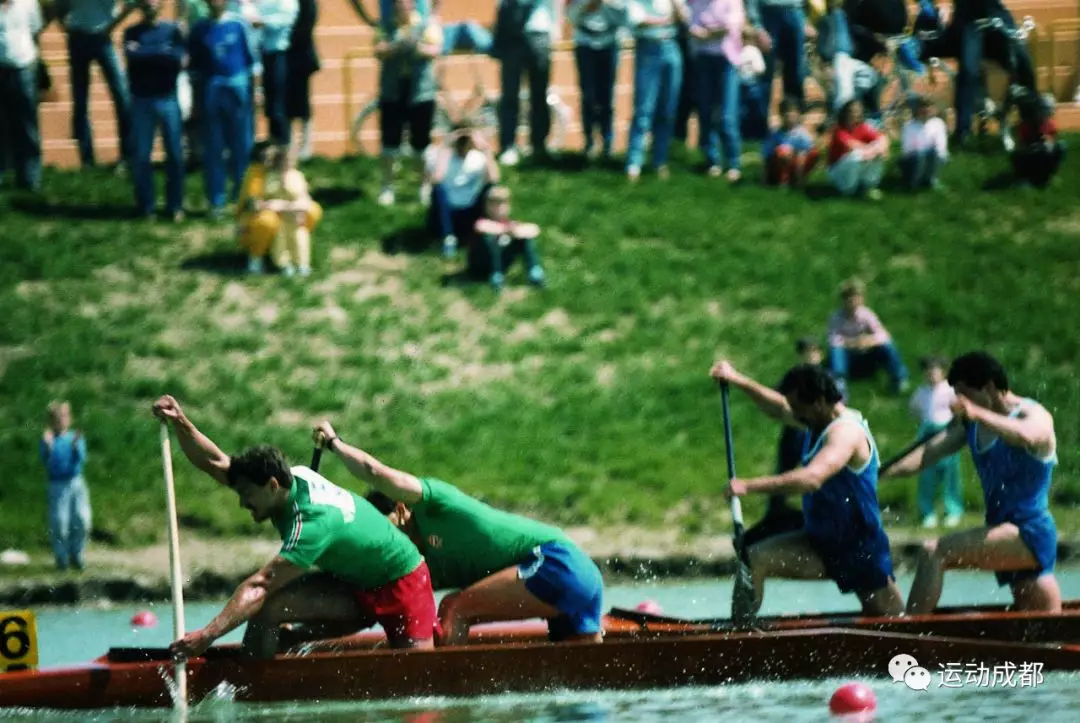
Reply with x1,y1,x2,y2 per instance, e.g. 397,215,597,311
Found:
899,95,948,192
426,122,500,258
0,0,44,190
908,355,963,529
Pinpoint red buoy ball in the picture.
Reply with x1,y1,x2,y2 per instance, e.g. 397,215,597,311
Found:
829,682,877,716
130,611,158,628
634,599,663,615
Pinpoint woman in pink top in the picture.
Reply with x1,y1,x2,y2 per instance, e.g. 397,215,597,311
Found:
687,0,744,182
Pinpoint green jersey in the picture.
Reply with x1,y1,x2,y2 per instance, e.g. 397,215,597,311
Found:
273,466,422,590
411,478,570,590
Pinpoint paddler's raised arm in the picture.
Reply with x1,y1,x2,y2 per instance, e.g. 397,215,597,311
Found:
312,421,423,503
152,395,231,486
709,359,803,428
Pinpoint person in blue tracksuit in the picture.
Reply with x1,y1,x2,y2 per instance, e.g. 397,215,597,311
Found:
885,350,1061,614
710,360,903,622
124,0,186,220
188,0,255,216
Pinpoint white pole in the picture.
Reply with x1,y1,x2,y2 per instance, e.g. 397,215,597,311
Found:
160,422,188,714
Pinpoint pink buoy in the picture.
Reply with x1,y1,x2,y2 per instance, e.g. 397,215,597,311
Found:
130,610,158,628
634,599,663,615
829,682,877,717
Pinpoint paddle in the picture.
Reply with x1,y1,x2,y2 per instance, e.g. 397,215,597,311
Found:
311,445,323,473
879,427,946,476
158,422,188,716
721,382,756,626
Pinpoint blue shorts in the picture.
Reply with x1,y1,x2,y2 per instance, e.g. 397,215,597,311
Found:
995,512,1057,587
809,533,895,596
518,540,604,640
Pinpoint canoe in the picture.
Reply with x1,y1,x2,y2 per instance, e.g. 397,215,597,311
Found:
3,601,1079,710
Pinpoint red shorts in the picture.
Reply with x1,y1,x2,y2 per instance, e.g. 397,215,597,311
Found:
353,561,440,645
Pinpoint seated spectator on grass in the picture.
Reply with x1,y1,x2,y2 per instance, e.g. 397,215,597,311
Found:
426,121,499,259
375,0,442,206
900,95,948,191
908,355,963,529
826,277,909,396
827,99,887,199
1012,92,1065,189
471,186,546,292
762,96,819,187
40,401,91,572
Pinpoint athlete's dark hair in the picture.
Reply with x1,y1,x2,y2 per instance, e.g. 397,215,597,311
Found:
365,490,398,515
777,364,843,405
947,351,1010,391
227,445,293,488
795,337,821,356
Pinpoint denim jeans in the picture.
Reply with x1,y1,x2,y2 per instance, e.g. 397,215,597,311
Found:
47,476,92,569
0,64,41,190
67,30,132,166
262,51,289,144
428,183,487,240
916,421,963,519
900,149,944,189
131,96,185,216
498,33,552,154
442,22,493,55
759,5,806,110
626,37,682,171
202,76,253,210
828,341,909,390
694,52,741,171
574,44,619,154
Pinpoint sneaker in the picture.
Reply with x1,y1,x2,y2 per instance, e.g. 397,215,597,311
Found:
171,210,185,223
442,235,458,259
281,264,297,277
499,148,520,167
627,166,641,183
528,266,546,288
297,265,312,277
1003,133,1016,153
866,188,884,201
247,257,266,275
707,165,722,178
726,169,743,185
921,514,938,529
944,514,962,529
657,165,671,181
490,271,505,292
377,187,395,207
895,378,911,394
419,181,432,207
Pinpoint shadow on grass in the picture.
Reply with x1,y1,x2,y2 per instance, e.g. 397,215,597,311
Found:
982,171,1022,191
12,195,137,221
311,186,365,208
180,250,249,275
381,225,435,256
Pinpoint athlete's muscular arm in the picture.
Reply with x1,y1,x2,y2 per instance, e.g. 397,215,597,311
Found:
726,421,864,497
169,555,306,659
313,421,423,503
954,396,1056,459
709,360,803,428
152,395,231,486
881,421,966,479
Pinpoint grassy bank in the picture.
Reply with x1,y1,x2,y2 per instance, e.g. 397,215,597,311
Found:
2,139,1079,550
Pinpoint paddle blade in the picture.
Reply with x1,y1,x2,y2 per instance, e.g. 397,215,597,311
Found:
731,560,756,627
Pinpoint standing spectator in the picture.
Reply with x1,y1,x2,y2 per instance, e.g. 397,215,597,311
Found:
124,0,185,221
56,0,136,169
188,0,255,217
40,401,91,572
761,95,818,187
753,0,807,125
182,0,211,169
375,0,442,206
671,11,696,148
899,95,947,192
1012,92,1065,189
826,99,887,199
472,185,546,291
252,0,298,146
0,0,44,191
427,122,499,258
826,277,909,396
625,0,687,182
909,355,963,529
284,0,317,160
491,0,560,166
568,0,625,160
816,0,879,118
688,0,744,182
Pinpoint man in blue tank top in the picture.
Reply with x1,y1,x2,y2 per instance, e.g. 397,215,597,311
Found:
710,360,904,620
884,351,1061,614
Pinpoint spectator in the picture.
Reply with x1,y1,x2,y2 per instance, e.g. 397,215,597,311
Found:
899,95,947,191
816,0,879,118
826,277,909,396
472,185,546,292
688,0,744,183
671,10,697,149
56,0,136,169
0,0,44,192
752,0,808,125
826,99,887,199
568,0,625,160
1012,92,1065,189
625,0,687,182
491,0,559,166
284,0,317,160
182,0,211,170
188,0,255,217
124,0,185,222
761,95,818,187
40,401,91,572
253,0,298,146
908,355,963,529
346,0,434,33
375,0,442,206
427,122,499,259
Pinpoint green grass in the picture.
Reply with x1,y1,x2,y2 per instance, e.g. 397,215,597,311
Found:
2,138,1079,550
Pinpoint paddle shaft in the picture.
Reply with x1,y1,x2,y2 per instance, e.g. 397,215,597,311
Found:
720,383,745,544
880,428,943,476
159,422,188,712
311,447,323,473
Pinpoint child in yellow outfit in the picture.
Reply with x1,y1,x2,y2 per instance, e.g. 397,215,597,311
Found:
237,144,323,276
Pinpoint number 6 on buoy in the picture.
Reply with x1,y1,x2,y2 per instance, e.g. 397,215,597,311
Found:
0,610,38,674
160,422,188,713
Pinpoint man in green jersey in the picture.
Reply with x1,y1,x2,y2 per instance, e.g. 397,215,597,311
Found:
313,421,605,646
153,396,440,660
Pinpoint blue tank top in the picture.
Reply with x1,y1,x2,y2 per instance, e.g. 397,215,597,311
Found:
800,410,887,549
967,399,1055,526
